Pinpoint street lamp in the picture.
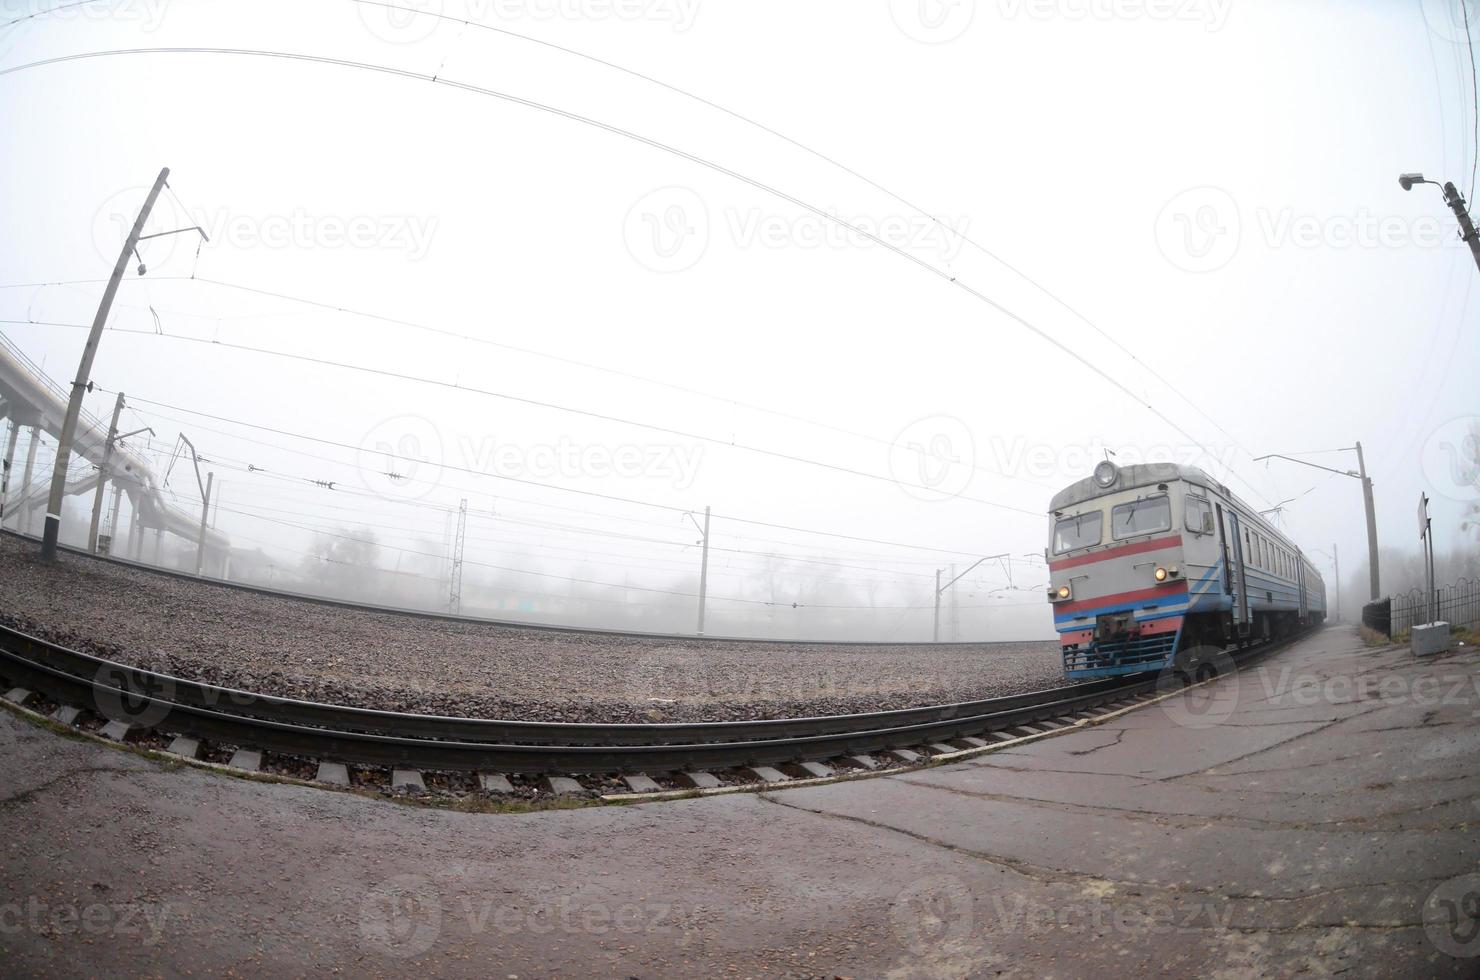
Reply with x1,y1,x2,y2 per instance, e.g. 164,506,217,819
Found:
1253,444,1380,601
1398,172,1480,273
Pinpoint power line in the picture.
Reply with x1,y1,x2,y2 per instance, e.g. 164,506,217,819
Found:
0,45,1276,510
1465,0,1479,201
91,387,1024,560
348,0,1263,471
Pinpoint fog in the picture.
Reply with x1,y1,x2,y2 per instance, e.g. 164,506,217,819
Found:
1,0,1477,640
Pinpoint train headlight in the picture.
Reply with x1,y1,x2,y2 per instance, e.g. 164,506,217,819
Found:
1093,460,1118,489
1050,585,1071,601
1154,566,1168,582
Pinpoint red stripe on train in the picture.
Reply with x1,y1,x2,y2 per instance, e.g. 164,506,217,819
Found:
1049,534,1183,571
1055,582,1188,616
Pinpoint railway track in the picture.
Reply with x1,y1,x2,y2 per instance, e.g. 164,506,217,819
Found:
0,621,1307,798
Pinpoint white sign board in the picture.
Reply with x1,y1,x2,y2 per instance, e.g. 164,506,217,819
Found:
1418,492,1429,540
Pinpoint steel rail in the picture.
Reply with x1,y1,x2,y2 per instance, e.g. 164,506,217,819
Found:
0,621,1160,773
0,623,1132,745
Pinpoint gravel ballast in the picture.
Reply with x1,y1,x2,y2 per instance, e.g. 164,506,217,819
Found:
0,535,1066,723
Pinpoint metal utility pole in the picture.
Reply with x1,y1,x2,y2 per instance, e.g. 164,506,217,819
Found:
1354,442,1379,601
87,392,125,553
449,497,467,615
1441,182,1480,273
689,506,711,636
1398,173,1480,274
41,167,207,560
934,553,1009,642
195,471,213,576
1254,444,1380,600
1332,543,1340,623
933,568,942,643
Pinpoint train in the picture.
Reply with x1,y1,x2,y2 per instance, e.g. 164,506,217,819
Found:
1046,460,1326,679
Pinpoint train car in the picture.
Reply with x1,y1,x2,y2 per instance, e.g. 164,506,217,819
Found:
1046,460,1325,679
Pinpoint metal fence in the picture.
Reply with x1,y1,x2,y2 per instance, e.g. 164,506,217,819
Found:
1390,578,1480,635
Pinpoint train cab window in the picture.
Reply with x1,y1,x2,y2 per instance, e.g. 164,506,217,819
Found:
1053,511,1103,553
1185,496,1213,535
1111,495,1171,540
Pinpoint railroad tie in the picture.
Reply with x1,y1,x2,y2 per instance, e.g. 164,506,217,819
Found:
316,762,350,786
544,775,583,795
229,749,263,772
99,720,132,742
478,773,514,794
391,769,426,793
680,771,721,789
621,774,662,794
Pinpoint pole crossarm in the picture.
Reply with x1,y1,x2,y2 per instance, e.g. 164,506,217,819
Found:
936,552,1012,595
1252,453,1358,480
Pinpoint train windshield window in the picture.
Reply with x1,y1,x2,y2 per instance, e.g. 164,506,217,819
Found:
1111,495,1171,539
1053,511,1102,553
1185,496,1213,534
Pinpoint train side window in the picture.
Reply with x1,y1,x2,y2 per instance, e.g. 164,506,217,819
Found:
1185,497,1213,535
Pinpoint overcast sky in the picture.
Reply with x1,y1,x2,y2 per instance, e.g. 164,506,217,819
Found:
0,0,1476,640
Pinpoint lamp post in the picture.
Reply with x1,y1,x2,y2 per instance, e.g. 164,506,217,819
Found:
1253,445,1379,600
1398,173,1480,273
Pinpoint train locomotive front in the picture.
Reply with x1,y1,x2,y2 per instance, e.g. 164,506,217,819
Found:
1046,460,1325,680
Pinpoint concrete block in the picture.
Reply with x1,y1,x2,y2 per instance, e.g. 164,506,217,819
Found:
745,766,789,783
797,761,833,779
621,774,662,794
543,775,583,795
847,755,879,769
4,687,32,706
478,772,513,794
680,771,721,789
51,705,82,725
316,762,350,786
99,720,132,742
990,732,1018,743
1013,725,1049,736
928,743,959,755
1412,622,1451,657
166,736,199,759
887,749,922,764
391,769,426,792
228,749,262,772
959,737,989,748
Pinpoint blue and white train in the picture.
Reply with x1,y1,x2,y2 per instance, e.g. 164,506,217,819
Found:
1046,461,1326,679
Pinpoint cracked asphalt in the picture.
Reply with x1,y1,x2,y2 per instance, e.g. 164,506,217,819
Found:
2,628,1478,977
